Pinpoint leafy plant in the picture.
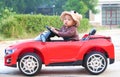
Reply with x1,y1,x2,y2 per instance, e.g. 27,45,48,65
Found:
0,14,91,39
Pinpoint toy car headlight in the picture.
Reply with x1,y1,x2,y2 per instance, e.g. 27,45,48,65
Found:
5,49,16,55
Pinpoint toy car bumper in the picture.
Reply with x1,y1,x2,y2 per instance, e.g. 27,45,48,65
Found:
4,54,17,67
110,58,114,64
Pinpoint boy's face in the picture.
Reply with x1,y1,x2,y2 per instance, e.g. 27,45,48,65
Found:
63,14,76,27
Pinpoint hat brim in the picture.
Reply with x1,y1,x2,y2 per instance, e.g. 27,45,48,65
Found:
60,11,82,26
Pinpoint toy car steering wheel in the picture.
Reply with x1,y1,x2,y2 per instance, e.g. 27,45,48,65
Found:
46,26,58,36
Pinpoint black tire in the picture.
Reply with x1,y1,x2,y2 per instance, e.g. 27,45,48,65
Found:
84,51,107,75
18,53,42,76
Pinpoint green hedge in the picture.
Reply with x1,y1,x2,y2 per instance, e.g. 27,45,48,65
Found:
0,14,91,38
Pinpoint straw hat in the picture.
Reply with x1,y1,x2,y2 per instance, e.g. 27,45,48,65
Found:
60,11,82,27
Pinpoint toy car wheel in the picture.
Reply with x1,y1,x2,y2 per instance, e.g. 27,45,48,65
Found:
84,51,107,75
18,53,42,76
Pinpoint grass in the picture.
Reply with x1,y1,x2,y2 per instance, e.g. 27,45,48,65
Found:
0,33,35,41
0,26,118,41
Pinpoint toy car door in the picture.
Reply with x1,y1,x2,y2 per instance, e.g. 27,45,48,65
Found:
45,41,83,63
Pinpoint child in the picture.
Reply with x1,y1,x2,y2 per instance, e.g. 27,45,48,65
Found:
51,10,82,41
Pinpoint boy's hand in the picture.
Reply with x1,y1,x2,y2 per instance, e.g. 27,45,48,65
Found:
50,26,55,30
50,26,58,34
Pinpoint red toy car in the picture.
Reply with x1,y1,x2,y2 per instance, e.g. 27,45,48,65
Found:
4,26,115,76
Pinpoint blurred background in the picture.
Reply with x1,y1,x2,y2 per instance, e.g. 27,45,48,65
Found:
0,0,120,39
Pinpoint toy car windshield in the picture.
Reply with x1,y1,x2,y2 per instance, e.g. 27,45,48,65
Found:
34,31,51,42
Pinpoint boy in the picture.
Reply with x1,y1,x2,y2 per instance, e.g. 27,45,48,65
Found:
51,11,82,41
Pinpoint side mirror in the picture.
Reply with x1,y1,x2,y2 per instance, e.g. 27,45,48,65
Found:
89,29,96,35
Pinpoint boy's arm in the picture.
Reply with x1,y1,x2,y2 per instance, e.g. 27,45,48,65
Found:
58,27,76,37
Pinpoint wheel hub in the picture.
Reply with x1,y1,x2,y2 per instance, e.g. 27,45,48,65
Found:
20,55,39,75
92,58,101,67
87,54,106,73
25,59,35,70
